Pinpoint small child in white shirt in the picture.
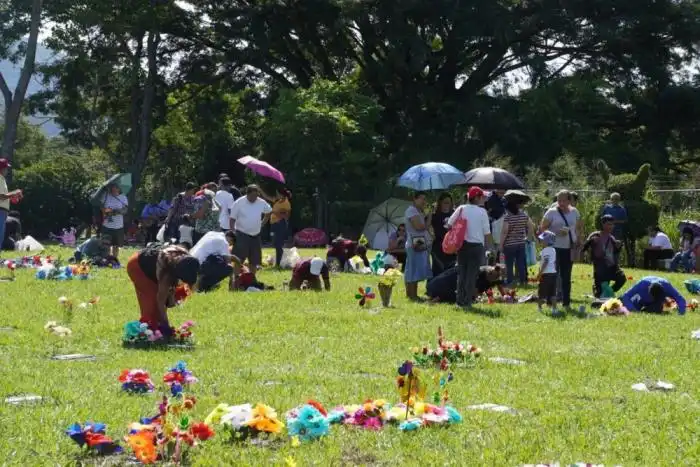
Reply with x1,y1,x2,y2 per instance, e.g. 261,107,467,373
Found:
178,214,194,250
537,230,558,315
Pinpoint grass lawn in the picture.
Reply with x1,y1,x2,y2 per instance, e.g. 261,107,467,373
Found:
1,246,699,466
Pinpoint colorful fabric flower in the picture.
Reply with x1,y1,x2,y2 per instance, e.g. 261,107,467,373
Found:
119,369,155,393
190,422,215,441
163,361,197,388
244,403,284,434
65,422,122,455
286,404,330,441
126,430,157,464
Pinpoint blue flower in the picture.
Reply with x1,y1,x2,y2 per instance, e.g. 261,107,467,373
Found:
65,423,86,446
446,406,462,424
175,360,187,372
399,419,423,431
287,405,329,441
170,382,183,398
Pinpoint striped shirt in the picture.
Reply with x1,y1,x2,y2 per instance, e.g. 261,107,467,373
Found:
502,211,529,247
103,194,128,229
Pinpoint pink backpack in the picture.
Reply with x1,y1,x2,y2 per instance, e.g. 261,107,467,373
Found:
442,208,466,255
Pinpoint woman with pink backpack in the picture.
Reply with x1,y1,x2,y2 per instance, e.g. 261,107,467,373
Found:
445,187,493,310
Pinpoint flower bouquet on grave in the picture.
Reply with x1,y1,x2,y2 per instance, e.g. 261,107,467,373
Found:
285,400,332,442
126,393,214,464
163,361,198,390
663,298,678,314
378,269,402,307
119,369,156,394
122,321,195,348
65,422,122,456
204,402,284,442
600,298,629,316
329,399,391,431
412,327,481,369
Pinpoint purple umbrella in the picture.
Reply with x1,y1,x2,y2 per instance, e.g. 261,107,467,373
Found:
237,156,286,183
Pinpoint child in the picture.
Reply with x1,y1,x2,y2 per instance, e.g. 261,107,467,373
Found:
178,214,194,249
537,231,558,315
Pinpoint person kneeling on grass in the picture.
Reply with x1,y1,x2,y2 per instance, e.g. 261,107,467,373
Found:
290,257,330,291
581,214,626,298
426,265,504,304
127,243,200,336
190,230,241,292
620,276,686,315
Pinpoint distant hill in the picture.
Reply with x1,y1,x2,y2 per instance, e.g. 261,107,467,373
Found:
0,43,60,137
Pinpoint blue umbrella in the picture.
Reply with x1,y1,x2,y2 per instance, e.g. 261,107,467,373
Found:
397,163,467,191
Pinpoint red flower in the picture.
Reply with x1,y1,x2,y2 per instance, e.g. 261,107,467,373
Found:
183,395,197,409
163,372,184,384
118,369,130,383
306,399,328,416
190,422,215,441
440,358,449,371
396,376,405,388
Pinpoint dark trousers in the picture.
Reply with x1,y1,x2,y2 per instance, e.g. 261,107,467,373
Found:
198,255,233,292
503,243,527,285
457,242,484,308
555,248,573,307
593,263,626,297
145,223,159,246
431,244,456,277
643,249,674,270
271,220,288,267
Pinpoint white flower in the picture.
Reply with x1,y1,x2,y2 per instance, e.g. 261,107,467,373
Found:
58,296,68,304
78,303,88,309
220,404,253,429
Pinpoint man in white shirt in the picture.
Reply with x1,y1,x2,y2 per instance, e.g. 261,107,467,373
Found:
215,177,236,231
0,159,22,247
191,230,241,291
447,187,493,309
101,183,129,258
231,184,272,277
644,225,674,270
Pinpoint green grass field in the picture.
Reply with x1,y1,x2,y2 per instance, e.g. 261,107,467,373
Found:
1,246,699,466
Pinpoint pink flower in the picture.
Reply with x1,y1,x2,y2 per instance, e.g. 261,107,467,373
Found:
364,417,382,430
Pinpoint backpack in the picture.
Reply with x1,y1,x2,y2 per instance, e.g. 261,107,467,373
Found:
442,207,466,255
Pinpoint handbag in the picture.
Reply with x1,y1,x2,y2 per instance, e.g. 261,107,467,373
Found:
525,240,537,266
557,208,579,261
442,207,466,255
411,235,428,252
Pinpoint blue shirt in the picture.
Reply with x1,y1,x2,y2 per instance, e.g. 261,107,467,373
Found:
602,204,627,236
620,276,686,315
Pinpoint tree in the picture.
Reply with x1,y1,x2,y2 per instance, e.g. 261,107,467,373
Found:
0,0,43,168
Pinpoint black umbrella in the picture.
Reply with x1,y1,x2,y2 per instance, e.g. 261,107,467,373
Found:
464,167,525,190
678,220,700,237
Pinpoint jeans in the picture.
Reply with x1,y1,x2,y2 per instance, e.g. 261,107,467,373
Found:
457,242,484,308
555,248,573,307
0,210,7,247
670,251,693,272
503,243,527,285
271,220,288,267
198,255,234,292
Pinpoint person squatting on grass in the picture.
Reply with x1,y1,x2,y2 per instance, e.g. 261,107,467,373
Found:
447,187,492,310
289,257,331,291
620,276,686,315
536,230,559,315
581,214,627,298
127,243,200,336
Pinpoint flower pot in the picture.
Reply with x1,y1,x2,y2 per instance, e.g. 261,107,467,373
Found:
378,283,393,307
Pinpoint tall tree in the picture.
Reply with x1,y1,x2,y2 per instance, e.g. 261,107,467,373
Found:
0,0,43,167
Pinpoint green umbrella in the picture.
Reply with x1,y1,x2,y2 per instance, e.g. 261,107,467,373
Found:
90,173,132,206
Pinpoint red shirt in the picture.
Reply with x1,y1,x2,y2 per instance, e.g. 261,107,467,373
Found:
293,259,330,285
327,240,356,259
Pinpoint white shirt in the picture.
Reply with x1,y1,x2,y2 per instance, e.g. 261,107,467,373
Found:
540,246,557,274
190,231,231,263
215,190,235,230
447,204,491,245
179,225,194,245
0,174,8,211
102,194,128,229
230,196,272,236
649,232,672,250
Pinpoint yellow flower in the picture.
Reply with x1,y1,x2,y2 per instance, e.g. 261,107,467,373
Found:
205,403,231,425
286,456,298,466
244,403,284,434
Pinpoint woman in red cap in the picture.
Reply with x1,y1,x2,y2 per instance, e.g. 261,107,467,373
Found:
447,187,492,309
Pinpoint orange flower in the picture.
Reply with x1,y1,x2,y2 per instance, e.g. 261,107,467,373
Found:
118,369,130,383
126,431,157,464
306,400,327,416
183,395,197,410
244,404,284,434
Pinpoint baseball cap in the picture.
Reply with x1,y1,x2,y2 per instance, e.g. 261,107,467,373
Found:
601,214,615,224
309,257,324,276
0,158,11,169
538,230,556,246
468,187,485,200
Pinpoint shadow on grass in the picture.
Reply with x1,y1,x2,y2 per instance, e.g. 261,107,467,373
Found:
467,307,503,318
121,342,196,352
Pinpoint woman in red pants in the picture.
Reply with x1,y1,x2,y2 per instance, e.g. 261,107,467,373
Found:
127,244,200,335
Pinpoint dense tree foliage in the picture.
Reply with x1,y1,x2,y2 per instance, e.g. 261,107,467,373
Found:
1,0,699,230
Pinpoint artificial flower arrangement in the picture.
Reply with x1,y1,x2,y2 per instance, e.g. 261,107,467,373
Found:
285,400,334,442
36,259,90,281
119,369,156,394
122,321,195,347
600,298,630,316
45,320,72,337
663,298,678,314
412,327,481,370
204,403,284,441
126,393,214,464
476,287,517,304
355,286,376,307
335,399,391,430
377,268,402,307
1,255,53,269
163,361,198,391
65,422,122,455
688,298,699,312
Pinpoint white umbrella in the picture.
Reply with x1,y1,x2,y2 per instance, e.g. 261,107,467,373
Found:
362,198,411,250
